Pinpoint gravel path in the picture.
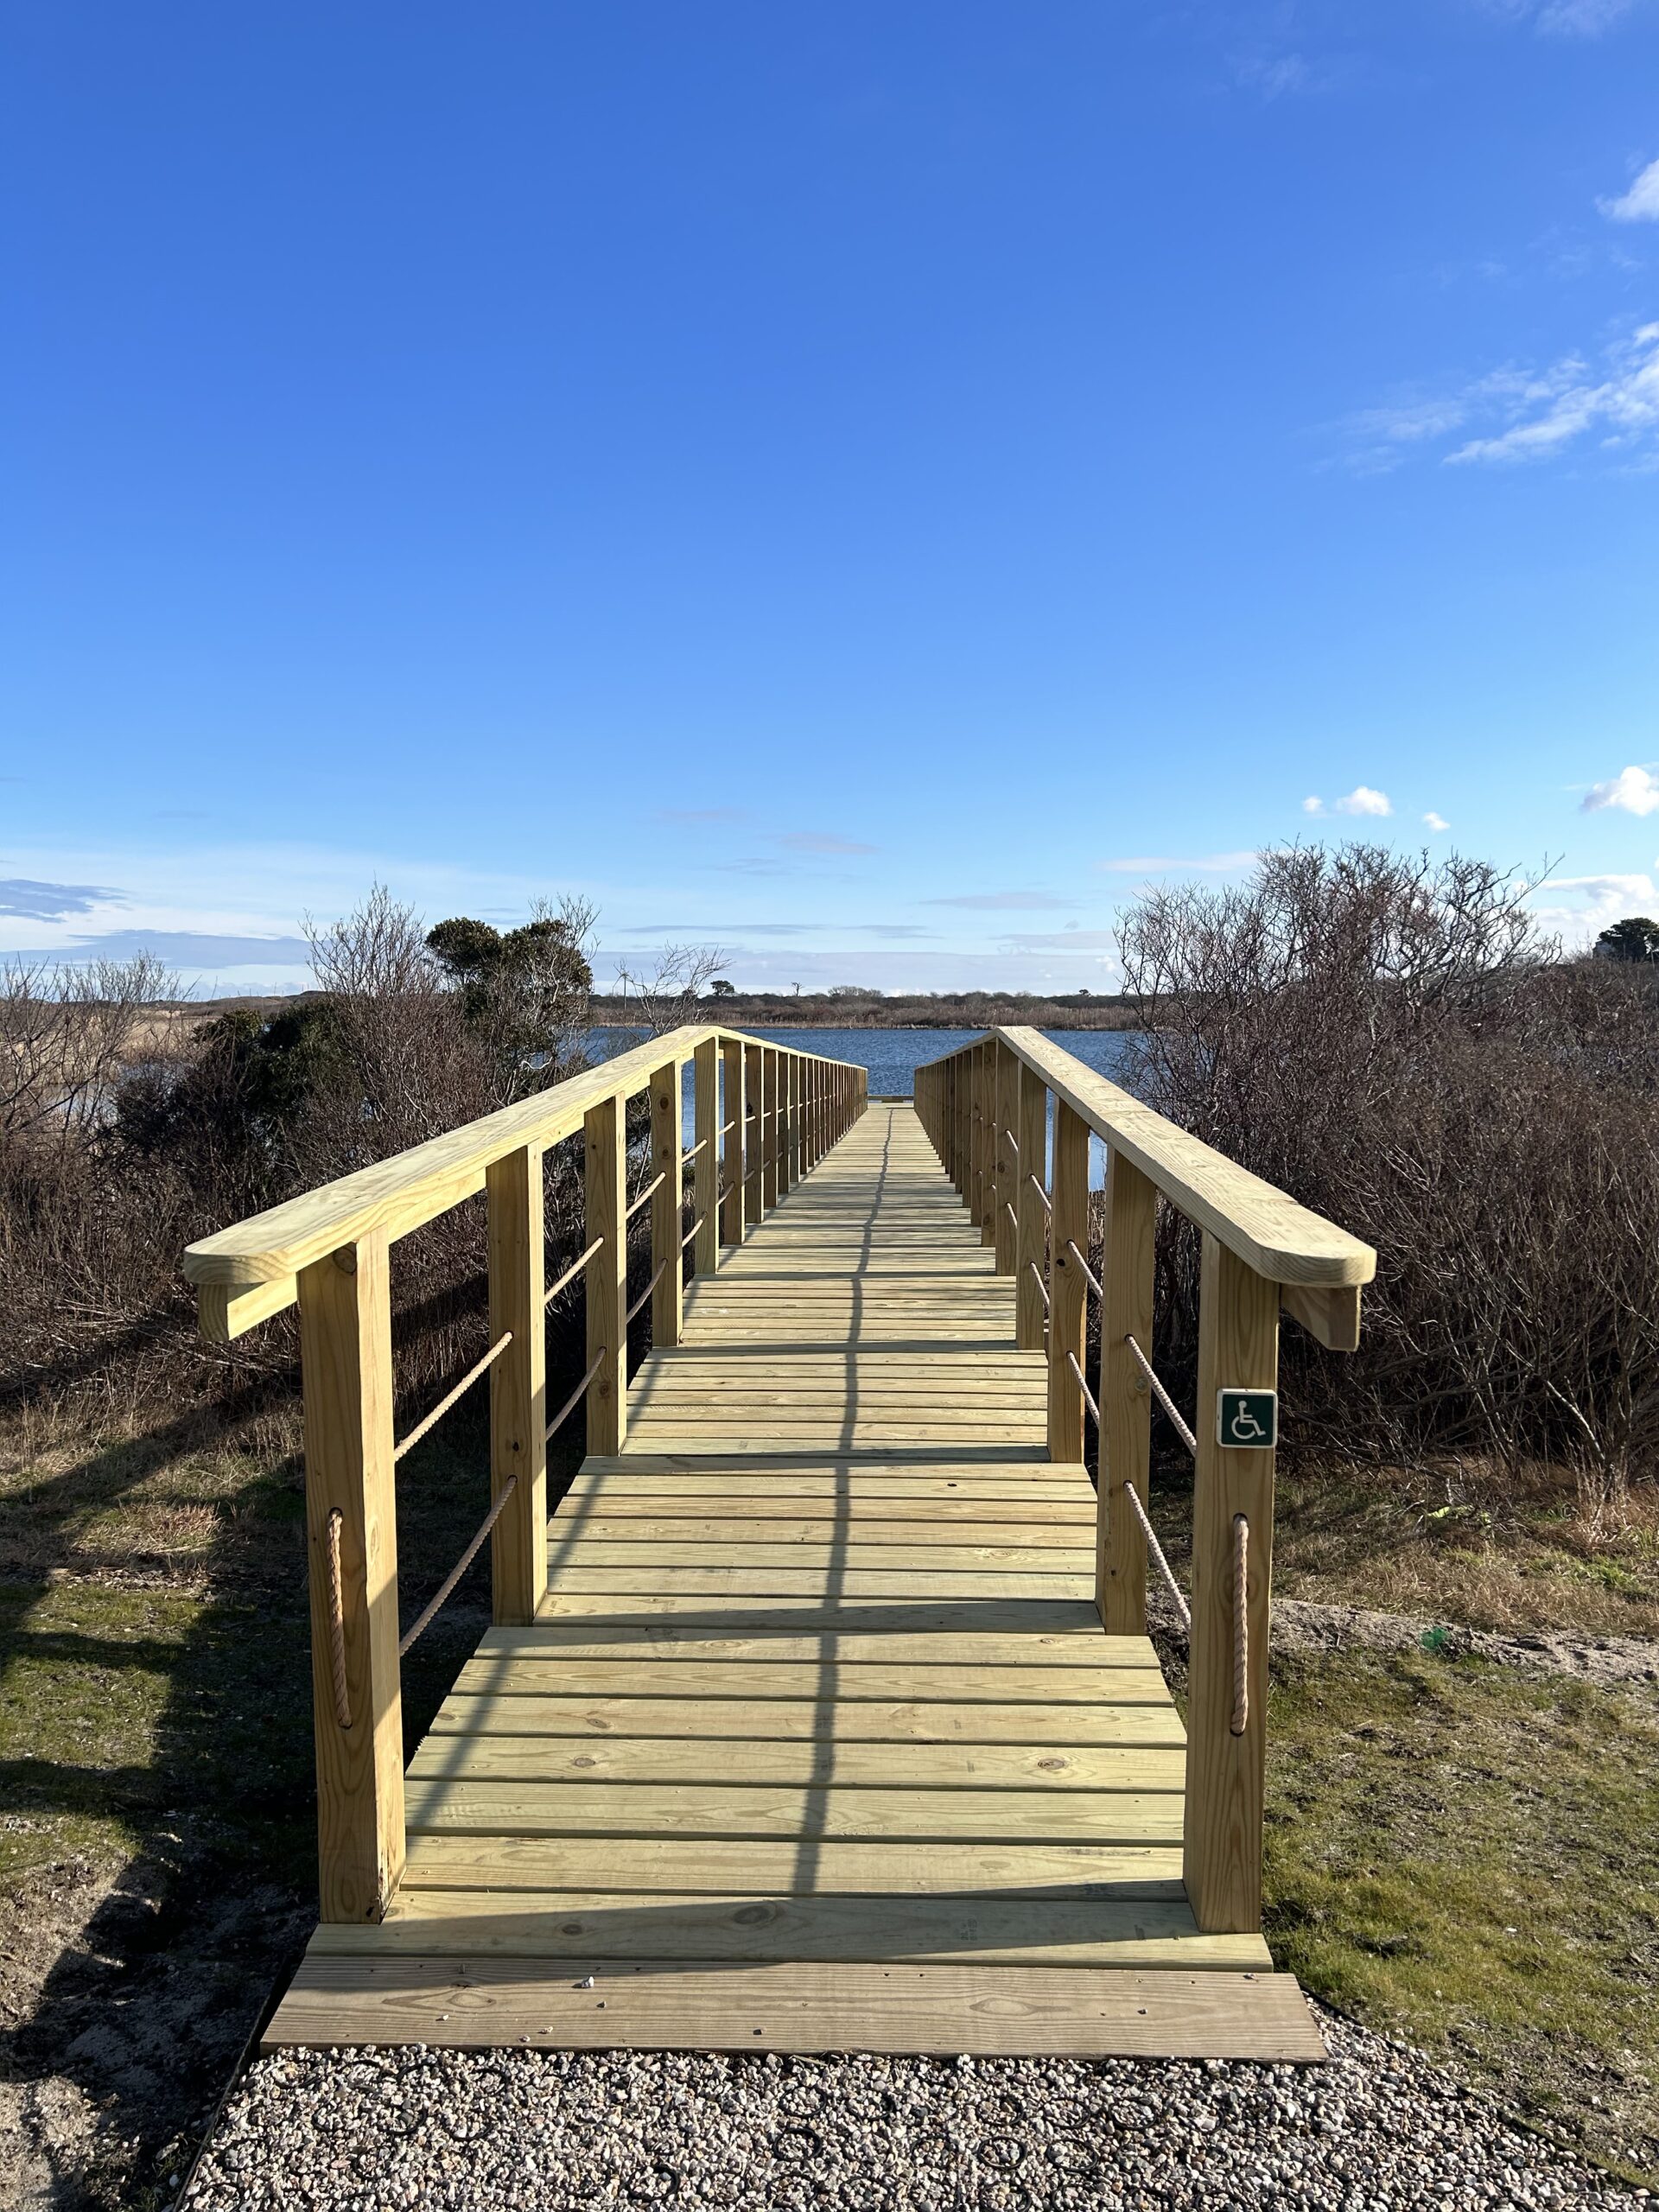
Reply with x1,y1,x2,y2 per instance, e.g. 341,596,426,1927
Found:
187,2002,1649,2211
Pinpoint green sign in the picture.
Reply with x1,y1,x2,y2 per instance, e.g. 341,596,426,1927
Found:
1217,1389,1277,1450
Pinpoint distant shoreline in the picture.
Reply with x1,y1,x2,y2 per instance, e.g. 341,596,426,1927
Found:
588,995,1145,1032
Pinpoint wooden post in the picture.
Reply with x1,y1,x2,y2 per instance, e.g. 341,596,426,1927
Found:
650,1055,683,1348
1096,1151,1156,1632
486,1143,546,1626
994,1042,1018,1275
721,1039,746,1243
780,1053,797,1195
298,1229,404,1923
744,1043,764,1220
976,1045,995,1247
1046,1100,1089,1466
1184,1234,1279,1935
693,1038,720,1280
585,1095,626,1454
1014,1064,1047,1352
952,1058,968,1202
762,1050,780,1209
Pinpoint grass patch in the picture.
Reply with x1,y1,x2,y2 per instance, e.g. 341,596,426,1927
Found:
1266,1645,1659,2183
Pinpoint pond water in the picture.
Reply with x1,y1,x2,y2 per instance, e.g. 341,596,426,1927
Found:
586,1026,1141,1187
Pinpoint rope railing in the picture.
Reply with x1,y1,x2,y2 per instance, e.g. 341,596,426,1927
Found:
1119,1478,1192,1634
544,1236,604,1308
1065,1236,1103,1303
545,1347,604,1444
1027,1173,1051,1213
1065,1349,1100,1428
392,1332,513,1464
1124,1332,1198,1457
397,1475,518,1661
680,1213,704,1249
1232,1514,1249,1733
324,1508,351,1728
682,1138,707,1163
1004,1199,1018,1233
626,1257,668,1326
625,1171,666,1220
1027,1259,1050,1311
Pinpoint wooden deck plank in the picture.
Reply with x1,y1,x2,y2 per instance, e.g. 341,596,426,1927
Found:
264,1958,1319,2059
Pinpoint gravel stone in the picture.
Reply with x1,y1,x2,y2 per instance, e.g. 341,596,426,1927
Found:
184,2001,1649,2211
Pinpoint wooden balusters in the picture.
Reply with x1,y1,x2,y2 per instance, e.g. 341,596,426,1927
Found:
763,1049,780,1209
1184,1233,1279,1933
584,1095,627,1453
486,1143,546,1626
1046,1100,1090,1465
994,1041,1018,1275
693,1039,720,1279
1096,1150,1156,1633
650,1058,683,1348
298,1229,404,1923
721,1039,746,1245
1014,1064,1048,1352
744,1043,764,1222
782,1052,798,1195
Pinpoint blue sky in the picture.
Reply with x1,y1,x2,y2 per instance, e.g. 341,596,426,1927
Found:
3,0,1659,994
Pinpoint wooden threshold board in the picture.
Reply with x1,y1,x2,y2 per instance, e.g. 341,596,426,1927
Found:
271,1103,1319,2063
263,1958,1323,2060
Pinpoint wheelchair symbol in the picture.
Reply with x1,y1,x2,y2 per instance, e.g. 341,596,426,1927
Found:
1216,1389,1277,1449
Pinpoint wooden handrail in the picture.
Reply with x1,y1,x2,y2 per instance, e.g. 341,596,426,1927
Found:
185,1023,865,1338
183,1021,867,1927
912,1022,1370,1942
918,1025,1375,1293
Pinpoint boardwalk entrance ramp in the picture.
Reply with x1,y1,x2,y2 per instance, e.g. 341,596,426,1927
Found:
262,1102,1321,2059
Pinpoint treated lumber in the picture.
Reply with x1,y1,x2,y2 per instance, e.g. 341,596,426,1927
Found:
263,1958,1323,2059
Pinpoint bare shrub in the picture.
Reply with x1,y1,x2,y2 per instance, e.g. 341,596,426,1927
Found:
1118,844,1659,1500
611,942,728,1035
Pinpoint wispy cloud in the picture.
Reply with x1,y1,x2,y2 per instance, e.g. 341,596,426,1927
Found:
922,889,1077,911
1348,324,1659,471
772,832,878,856
1600,156,1659,223
1303,787,1392,819
1583,763,1659,815
1423,811,1451,833
1483,0,1639,35
1527,872,1655,947
1,928,313,968
0,876,124,920
1096,852,1255,874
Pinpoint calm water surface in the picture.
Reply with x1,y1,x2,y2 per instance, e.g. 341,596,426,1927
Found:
587,1026,1140,1185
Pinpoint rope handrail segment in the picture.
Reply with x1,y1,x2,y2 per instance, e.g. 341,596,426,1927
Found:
1027,1173,1052,1213
544,1236,604,1308
1027,1259,1050,1311
680,1213,704,1249
393,1331,513,1463
546,1348,604,1443
626,1257,668,1325
1065,1349,1101,1429
1231,1514,1249,1733
398,1474,518,1660
625,1170,666,1219
324,1508,351,1728
1124,1332,1198,1457
1065,1238,1103,1303
1120,1479,1192,1633
682,1138,707,1163
1004,1200,1018,1232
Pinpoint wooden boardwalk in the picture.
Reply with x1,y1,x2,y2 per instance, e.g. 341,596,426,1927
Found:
264,1102,1321,2058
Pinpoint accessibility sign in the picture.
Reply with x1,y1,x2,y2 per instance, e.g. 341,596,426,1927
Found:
1217,1389,1278,1450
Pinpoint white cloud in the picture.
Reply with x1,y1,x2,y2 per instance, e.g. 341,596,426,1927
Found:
1303,786,1393,819
1347,323,1659,472
1582,764,1659,815
1423,811,1451,832
1527,872,1656,947
1096,851,1256,874
1600,156,1659,223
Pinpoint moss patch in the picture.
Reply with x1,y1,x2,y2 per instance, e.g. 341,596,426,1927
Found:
1265,1646,1659,2183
